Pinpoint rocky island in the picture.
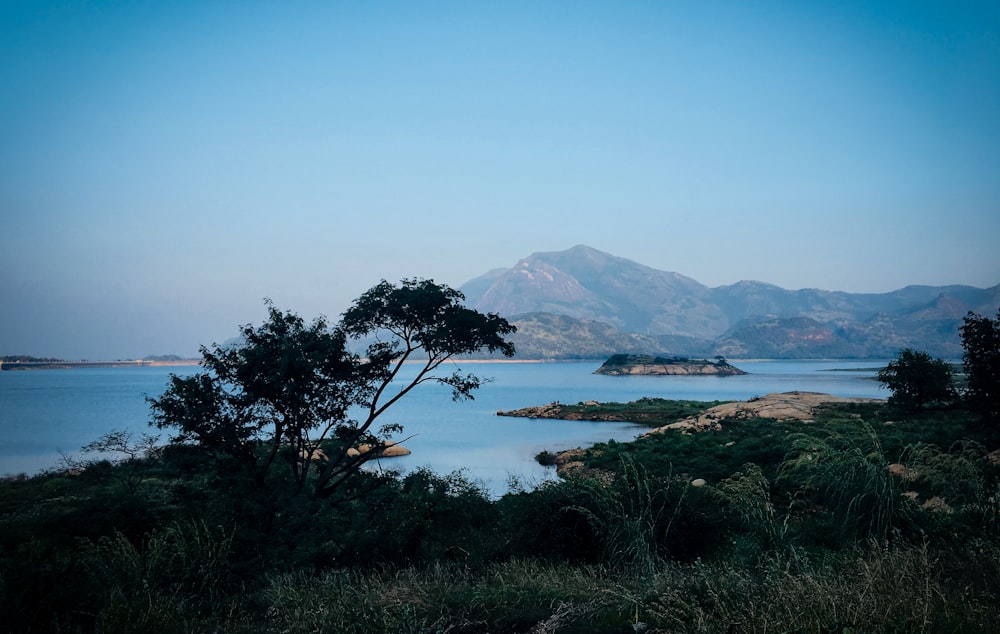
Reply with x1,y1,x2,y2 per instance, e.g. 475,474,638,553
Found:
593,354,747,376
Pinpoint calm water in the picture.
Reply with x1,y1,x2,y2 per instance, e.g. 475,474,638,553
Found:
0,360,888,494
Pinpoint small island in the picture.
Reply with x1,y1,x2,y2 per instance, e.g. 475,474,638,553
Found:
593,353,747,376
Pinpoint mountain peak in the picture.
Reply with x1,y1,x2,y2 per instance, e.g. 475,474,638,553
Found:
459,246,995,358
463,246,722,338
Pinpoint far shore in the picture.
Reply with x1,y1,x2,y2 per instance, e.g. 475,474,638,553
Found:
0,359,202,371
1,357,561,371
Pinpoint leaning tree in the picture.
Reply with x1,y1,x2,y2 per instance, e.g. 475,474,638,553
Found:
149,279,516,498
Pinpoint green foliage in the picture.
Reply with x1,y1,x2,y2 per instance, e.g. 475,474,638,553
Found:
647,542,1000,633
583,416,798,483
3,386,999,631
148,301,365,492
263,560,625,634
1,355,64,363
69,429,162,494
960,308,1000,421
340,468,501,567
563,456,675,578
496,479,606,563
780,427,917,543
519,397,729,426
149,280,516,500
878,347,956,411
718,463,790,553
78,522,236,632
602,353,692,366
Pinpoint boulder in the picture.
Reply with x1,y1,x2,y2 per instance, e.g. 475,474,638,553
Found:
299,448,328,462
345,443,411,458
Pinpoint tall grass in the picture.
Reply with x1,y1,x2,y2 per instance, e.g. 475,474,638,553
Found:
565,456,685,579
647,541,1000,633
263,560,626,634
261,541,1000,633
718,462,791,555
781,425,916,543
78,520,238,632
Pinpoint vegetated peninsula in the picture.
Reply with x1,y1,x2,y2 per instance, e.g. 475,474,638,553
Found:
497,396,729,423
593,353,747,376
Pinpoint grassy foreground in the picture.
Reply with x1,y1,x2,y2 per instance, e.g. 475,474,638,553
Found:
1,400,998,633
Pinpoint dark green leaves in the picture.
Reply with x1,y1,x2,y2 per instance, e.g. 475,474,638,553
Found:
342,278,516,358
149,280,516,500
877,348,955,412
960,309,1000,421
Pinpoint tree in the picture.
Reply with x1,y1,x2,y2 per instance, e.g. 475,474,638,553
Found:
149,279,516,499
877,348,955,411
316,278,516,498
960,308,1000,421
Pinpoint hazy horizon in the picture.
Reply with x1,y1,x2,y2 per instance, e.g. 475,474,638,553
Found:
3,1,998,359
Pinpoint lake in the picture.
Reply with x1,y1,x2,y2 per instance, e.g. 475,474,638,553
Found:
0,360,889,494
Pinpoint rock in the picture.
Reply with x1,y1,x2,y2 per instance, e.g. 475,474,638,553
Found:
498,402,564,418
644,391,883,436
594,355,747,376
554,448,585,467
345,442,411,458
922,496,953,513
560,460,586,473
299,448,328,462
988,449,1000,466
888,463,917,481
379,443,412,457
691,478,707,487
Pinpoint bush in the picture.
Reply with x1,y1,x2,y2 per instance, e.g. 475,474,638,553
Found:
878,348,955,411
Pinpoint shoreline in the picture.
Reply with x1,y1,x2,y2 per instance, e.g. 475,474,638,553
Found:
0,360,202,371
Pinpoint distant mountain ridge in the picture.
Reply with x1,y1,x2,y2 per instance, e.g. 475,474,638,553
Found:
460,245,999,359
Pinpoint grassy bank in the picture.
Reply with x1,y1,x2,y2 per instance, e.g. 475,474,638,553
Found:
2,400,998,632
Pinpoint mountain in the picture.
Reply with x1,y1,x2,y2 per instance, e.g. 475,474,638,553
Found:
468,245,727,339
495,313,664,360
461,245,998,359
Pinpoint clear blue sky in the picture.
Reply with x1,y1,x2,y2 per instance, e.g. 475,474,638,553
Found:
2,0,998,359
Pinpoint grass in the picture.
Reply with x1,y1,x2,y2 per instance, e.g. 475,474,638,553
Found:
263,541,1000,633
2,399,998,633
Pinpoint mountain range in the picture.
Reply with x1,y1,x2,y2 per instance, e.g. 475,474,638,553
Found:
459,245,999,360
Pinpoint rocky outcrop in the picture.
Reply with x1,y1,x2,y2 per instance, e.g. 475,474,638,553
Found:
643,391,882,434
596,362,746,376
551,448,615,483
497,401,617,421
594,354,747,376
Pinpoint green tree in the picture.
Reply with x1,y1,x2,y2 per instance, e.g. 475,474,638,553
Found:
960,308,1000,421
877,348,955,411
149,279,515,498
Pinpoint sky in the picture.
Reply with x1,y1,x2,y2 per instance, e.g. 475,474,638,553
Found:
2,0,999,360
